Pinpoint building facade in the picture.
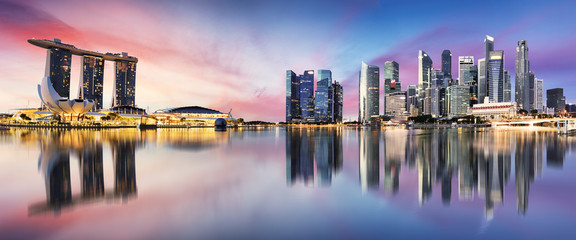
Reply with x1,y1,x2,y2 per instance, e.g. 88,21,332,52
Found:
315,70,333,122
515,40,530,110
484,36,494,99
286,70,301,122
113,58,137,107
333,81,344,123
80,55,105,111
536,78,543,113
46,46,72,98
418,50,433,113
478,58,487,103
503,70,511,103
469,101,517,119
458,56,474,84
447,85,471,117
442,50,452,79
488,51,504,103
359,62,380,124
547,88,566,114
299,70,315,122
385,91,407,118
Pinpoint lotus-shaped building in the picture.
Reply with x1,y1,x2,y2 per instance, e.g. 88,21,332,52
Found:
38,76,94,115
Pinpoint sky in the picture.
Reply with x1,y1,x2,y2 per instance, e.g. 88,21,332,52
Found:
1,0,576,122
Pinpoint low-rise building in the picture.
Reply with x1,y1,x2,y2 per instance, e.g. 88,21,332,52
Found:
468,100,517,119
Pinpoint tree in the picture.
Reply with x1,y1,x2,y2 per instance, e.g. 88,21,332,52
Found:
517,109,528,115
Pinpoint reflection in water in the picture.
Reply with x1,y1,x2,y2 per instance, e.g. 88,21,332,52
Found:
286,128,342,187
285,127,574,219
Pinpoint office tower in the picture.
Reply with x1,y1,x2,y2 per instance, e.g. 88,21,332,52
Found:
442,50,452,79
332,82,343,123
113,58,137,107
504,70,511,102
478,58,487,103
431,69,445,88
547,88,566,114
488,51,504,102
418,50,433,113
484,36,494,97
384,61,400,115
460,64,478,105
458,56,474,84
299,70,315,121
446,85,471,117
315,70,333,122
385,91,407,117
407,85,418,116
515,40,530,110
286,70,301,122
359,62,380,124
45,44,72,98
528,71,535,110
79,55,104,111
536,78,543,112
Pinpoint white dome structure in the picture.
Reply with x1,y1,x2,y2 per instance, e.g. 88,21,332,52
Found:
38,76,94,115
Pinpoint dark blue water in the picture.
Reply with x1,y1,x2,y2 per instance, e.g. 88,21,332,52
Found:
0,127,574,239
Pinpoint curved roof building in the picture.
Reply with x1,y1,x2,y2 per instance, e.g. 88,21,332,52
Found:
155,106,225,114
28,39,138,62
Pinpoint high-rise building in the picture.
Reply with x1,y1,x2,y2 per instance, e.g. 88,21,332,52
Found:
484,36,494,98
286,70,301,122
488,51,504,102
333,81,343,123
384,61,400,93
113,58,137,107
431,69,445,88
299,70,315,121
458,56,474,84
407,85,419,117
515,40,530,110
536,78,543,113
424,87,440,117
503,70,511,102
45,46,72,98
418,50,433,113
446,85,471,117
385,91,407,118
315,70,333,122
79,55,104,111
359,62,380,124
528,71,536,110
460,64,478,105
442,50,452,79
478,58,487,103
547,88,566,114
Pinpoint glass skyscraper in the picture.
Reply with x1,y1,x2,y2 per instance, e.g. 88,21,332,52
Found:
418,50,433,113
483,36,494,99
488,51,504,103
285,70,300,122
546,88,565,114
333,81,343,123
446,85,471,117
478,58,487,103
504,70,512,102
515,40,530,110
458,56,474,84
46,47,72,98
299,70,315,122
315,70,333,122
441,50,452,79
359,62,379,124
113,59,137,107
80,55,105,111
384,61,400,115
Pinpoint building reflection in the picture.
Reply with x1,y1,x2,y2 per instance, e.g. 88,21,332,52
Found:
359,129,379,192
286,128,342,187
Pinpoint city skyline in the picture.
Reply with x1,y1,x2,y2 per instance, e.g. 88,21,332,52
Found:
2,0,576,121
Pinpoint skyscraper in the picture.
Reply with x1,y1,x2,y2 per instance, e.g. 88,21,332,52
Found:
488,51,504,102
299,70,315,121
315,70,332,122
528,71,535,110
113,58,137,107
359,62,380,124
80,55,104,111
536,78,543,113
478,58,487,103
446,85,471,117
384,61,400,115
504,70,511,102
484,36,494,98
515,40,530,110
332,81,343,123
458,56,474,84
418,50,433,113
547,88,566,114
407,85,419,116
442,50,452,79
460,63,478,105
45,45,72,98
285,70,301,122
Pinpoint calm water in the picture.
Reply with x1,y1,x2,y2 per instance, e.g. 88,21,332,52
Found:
0,127,575,239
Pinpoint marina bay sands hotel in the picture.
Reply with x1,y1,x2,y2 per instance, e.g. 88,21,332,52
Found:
28,38,138,111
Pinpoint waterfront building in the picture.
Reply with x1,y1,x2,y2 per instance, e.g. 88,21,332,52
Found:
431,69,445,88
528,71,536,110
515,40,530,110
418,51,433,113
46,42,72,98
333,81,343,123
300,70,315,122
113,55,137,107
484,36,494,98
80,55,105,111
359,62,380,124
153,106,233,125
460,64,478,105
478,58,487,102
385,91,407,118
488,51,504,103
458,56,474,84
547,88,566,114
503,70,511,103
407,85,419,117
315,70,333,122
285,70,300,122
446,85,471,118
536,78,543,113
468,100,517,119
442,50,452,79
